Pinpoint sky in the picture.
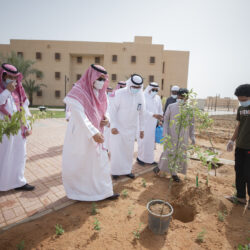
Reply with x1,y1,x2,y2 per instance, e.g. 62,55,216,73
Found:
1,0,250,98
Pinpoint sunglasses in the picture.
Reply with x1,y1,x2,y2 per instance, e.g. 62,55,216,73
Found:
97,77,105,81
152,89,158,92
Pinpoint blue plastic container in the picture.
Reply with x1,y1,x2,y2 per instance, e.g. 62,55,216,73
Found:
155,126,163,143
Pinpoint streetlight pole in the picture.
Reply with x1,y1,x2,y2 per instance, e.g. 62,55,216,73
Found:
64,75,69,110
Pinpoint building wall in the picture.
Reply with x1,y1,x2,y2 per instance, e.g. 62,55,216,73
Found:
0,37,189,106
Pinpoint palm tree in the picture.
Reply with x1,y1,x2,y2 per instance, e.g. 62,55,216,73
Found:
0,51,46,106
22,79,46,106
0,51,43,79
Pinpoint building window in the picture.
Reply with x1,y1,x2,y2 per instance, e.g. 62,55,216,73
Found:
161,79,164,90
77,56,82,63
149,75,154,82
36,71,42,79
55,90,61,98
150,56,155,64
95,57,100,64
55,53,61,60
17,52,23,58
162,62,165,73
76,74,81,80
112,74,117,81
112,55,117,62
131,56,136,63
36,52,42,60
55,72,61,79
37,90,43,97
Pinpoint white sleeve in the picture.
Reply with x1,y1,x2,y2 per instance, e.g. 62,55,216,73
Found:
158,97,163,115
71,108,99,139
105,97,110,122
0,89,11,105
139,95,146,132
110,95,120,129
64,97,99,139
23,99,32,130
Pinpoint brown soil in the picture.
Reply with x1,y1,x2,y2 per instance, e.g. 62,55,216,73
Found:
149,202,172,216
0,115,249,250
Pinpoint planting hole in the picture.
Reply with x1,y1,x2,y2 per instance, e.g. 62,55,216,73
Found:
173,205,196,223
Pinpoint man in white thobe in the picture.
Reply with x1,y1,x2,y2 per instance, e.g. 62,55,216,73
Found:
109,74,145,179
62,64,119,201
0,63,34,191
137,82,163,165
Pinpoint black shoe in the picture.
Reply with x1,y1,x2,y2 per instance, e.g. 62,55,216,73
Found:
106,193,120,200
15,183,35,191
112,175,119,180
137,157,145,166
172,175,180,182
126,173,135,179
151,161,158,166
153,166,160,174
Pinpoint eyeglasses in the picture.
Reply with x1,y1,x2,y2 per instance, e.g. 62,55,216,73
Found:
152,89,158,92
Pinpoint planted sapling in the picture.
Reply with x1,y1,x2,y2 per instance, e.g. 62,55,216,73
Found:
55,224,64,236
121,189,128,198
93,218,101,231
133,223,143,240
196,229,206,243
141,178,147,187
127,206,133,218
17,240,25,250
91,202,98,215
218,212,225,222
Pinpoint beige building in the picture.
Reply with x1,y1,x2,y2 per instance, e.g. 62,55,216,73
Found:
0,36,189,106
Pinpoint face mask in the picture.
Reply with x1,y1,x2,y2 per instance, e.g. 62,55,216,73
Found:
177,99,184,104
94,80,105,90
171,95,177,99
150,91,157,98
130,87,140,95
3,79,14,88
107,92,112,97
240,100,250,107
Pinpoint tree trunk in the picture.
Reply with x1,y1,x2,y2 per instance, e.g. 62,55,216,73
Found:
29,93,33,106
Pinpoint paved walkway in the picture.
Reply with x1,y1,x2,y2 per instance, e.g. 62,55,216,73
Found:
0,119,161,230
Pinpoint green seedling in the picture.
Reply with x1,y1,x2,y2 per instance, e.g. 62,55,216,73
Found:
91,202,98,215
55,224,64,236
218,212,224,222
127,207,133,218
121,189,128,198
133,223,143,240
237,244,250,250
17,240,25,250
196,174,199,187
141,178,147,187
196,230,206,243
93,218,101,231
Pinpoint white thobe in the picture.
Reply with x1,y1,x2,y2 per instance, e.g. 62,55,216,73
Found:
0,89,31,191
109,88,145,175
62,96,113,201
103,95,113,151
137,94,163,163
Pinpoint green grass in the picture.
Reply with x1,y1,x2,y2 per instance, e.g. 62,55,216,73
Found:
30,110,65,118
